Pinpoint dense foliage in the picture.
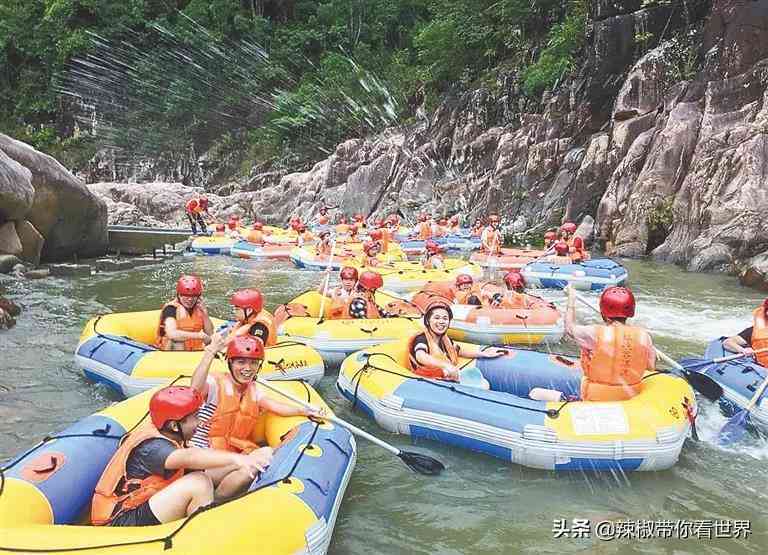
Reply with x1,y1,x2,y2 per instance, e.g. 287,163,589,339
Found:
0,0,587,171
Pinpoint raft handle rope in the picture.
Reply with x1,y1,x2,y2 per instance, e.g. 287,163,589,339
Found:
0,378,321,553
351,352,567,419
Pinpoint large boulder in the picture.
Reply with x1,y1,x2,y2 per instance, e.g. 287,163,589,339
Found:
0,134,108,261
0,221,22,257
15,220,44,266
0,149,34,221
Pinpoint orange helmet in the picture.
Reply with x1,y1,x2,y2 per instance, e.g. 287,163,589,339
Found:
176,275,203,296
358,271,383,291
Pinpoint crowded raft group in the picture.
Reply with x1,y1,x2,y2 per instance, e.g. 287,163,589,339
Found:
2,201,766,554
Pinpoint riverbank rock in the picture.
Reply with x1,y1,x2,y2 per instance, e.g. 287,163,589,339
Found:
14,220,44,266
0,295,20,329
0,222,22,257
0,134,108,261
0,254,22,274
0,149,34,221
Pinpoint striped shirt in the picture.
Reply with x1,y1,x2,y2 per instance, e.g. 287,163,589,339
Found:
189,377,218,449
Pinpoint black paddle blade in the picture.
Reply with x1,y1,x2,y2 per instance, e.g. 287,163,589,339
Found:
682,370,723,402
398,450,445,475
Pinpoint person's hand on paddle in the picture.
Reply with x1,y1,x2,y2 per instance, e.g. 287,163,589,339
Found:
197,330,212,345
481,347,507,358
246,447,273,473
305,406,327,418
741,346,755,357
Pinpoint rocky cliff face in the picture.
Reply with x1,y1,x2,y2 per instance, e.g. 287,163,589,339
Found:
0,134,108,266
80,1,768,287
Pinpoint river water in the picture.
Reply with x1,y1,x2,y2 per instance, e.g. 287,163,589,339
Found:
0,256,765,553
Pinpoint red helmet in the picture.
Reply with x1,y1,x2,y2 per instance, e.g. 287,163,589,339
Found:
544,230,557,241
369,229,383,240
599,287,636,319
227,220,237,230
554,241,570,256
375,219,385,228
177,275,203,296
354,213,364,222
426,240,441,254
340,266,358,280
455,274,474,287
438,218,447,226
290,216,300,223
187,198,199,210
358,271,383,291
489,214,500,223
561,222,577,233
363,241,379,254
503,272,525,290
230,289,264,313
253,221,263,230
150,386,203,429
422,297,453,324
227,335,265,360
215,223,225,232
418,213,427,222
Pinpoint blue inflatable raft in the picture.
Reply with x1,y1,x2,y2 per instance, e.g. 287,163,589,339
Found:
521,258,628,291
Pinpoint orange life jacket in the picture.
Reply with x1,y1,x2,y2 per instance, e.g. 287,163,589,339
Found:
318,215,329,225
481,228,501,254
421,281,457,302
91,424,182,525
407,330,459,379
417,222,432,240
378,234,390,254
185,199,199,214
454,287,480,305
751,307,768,367
579,325,650,401
228,309,277,347
328,294,380,320
155,299,206,351
359,253,380,267
245,229,264,244
207,373,263,454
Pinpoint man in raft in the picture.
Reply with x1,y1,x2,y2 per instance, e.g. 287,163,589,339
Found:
156,275,214,351
327,270,391,319
229,289,277,347
91,385,272,527
407,298,506,381
481,214,502,254
421,239,445,269
454,274,482,305
319,266,358,300
723,299,768,363
559,222,586,262
189,335,321,498
315,230,333,256
185,197,208,235
531,285,655,402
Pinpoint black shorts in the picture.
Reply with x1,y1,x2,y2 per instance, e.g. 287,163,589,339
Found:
108,501,160,527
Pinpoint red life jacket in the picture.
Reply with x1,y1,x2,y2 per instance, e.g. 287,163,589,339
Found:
155,299,206,351
91,424,182,525
579,325,650,401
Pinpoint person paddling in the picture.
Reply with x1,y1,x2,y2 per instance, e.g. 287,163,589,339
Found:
421,240,445,269
531,286,655,402
91,386,271,527
723,299,768,365
156,275,214,351
407,298,506,382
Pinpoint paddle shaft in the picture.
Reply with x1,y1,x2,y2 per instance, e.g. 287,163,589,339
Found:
255,378,400,456
317,235,338,319
743,374,768,412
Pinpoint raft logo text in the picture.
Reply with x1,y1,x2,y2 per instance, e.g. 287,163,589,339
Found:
552,518,751,540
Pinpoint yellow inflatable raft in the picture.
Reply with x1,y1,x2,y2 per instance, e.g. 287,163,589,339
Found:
75,311,325,397
188,235,236,255
350,259,483,294
275,291,421,367
0,381,356,555
337,340,696,471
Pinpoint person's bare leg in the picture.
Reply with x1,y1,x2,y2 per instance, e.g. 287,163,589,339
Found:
147,472,213,523
213,468,254,501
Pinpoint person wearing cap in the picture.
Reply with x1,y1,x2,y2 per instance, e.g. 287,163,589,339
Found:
90,385,271,527
156,275,214,351
723,298,768,367
359,240,382,267
315,230,333,256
